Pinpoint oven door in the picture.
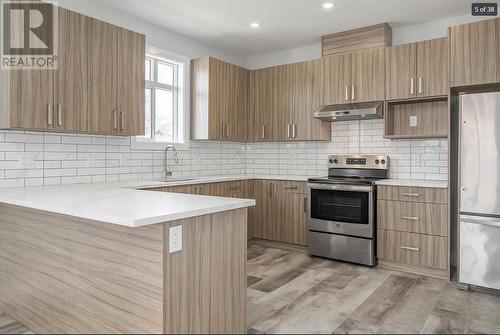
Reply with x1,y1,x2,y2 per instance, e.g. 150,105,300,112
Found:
308,183,374,239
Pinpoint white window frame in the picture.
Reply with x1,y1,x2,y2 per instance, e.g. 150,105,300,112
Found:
132,46,191,151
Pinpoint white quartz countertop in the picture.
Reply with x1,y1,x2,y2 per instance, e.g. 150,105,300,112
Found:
0,183,255,227
127,175,310,189
375,179,448,188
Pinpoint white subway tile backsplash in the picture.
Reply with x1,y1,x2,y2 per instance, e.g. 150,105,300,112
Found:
0,121,448,188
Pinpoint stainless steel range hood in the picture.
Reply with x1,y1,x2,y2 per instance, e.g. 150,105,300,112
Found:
313,101,383,122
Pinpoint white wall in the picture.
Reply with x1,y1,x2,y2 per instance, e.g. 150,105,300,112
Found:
57,0,247,66
245,14,488,69
245,43,321,70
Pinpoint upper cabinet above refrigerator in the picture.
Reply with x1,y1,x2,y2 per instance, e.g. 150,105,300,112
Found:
450,18,500,88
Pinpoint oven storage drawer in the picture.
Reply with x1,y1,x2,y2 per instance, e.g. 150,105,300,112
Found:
377,200,448,236
309,231,375,266
378,186,448,204
377,229,448,270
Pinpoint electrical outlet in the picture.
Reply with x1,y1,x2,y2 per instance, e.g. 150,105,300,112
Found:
412,155,421,166
169,225,182,253
409,116,418,127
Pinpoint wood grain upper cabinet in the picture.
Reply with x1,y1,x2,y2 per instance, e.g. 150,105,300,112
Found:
274,64,293,141
323,48,384,105
229,66,249,142
322,53,351,105
0,7,145,135
351,48,385,102
87,18,118,134
0,7,55,130
416,38,448,97
291,60,330,141
449,18,499,87
2,70,54,130
387,38,448,100
386,43,417,100
117,27,145,136
191,57,248,142
54,7,87,132
88,18,145,135
249,67,276,141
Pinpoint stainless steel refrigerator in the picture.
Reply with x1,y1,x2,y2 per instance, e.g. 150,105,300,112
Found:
459,91,500,291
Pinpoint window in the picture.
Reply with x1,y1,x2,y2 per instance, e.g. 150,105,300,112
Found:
141,54,186,144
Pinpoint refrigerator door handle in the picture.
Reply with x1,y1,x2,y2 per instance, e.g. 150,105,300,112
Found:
460,214,500,228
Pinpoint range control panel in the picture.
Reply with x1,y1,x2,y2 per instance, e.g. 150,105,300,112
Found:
328,155,389,169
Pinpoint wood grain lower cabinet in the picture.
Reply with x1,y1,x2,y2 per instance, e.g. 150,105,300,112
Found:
377,229,448,271
377,185,448,278
155,179,308,246
378,185,448,204
0,203,247,334
276,181,308,246
251,180,278,241
377,200,448,237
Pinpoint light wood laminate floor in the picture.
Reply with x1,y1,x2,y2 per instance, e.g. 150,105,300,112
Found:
247,240,500,334
2,240,500,334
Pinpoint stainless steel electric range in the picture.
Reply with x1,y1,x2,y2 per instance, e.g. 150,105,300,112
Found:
307,155,389,266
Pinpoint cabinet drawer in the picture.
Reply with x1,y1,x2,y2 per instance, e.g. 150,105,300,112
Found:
377,229,448,270
378,186,447,204
377,200,448,236
277,180,307,193
223,181,246,198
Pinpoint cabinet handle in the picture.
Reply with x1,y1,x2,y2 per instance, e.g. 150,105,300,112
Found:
292,124,296,138
221,123,224,139
401,246,420,252
47,103,53,126
345,85,349,101
261,125,265,139
228,187,240,191
410,78,414,95
268,182,273,197
401,216,420,221
284,186,299,190
401,193,420,197
304,196,308,213
418,77,423,94
351,84,355,101
120,111,125,131
287,124,291,138
57,104,62,126
113,110,117,130
226,123,230,138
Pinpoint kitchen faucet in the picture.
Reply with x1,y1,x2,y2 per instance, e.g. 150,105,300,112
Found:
163,145,179,178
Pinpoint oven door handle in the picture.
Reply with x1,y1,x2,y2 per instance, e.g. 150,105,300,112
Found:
308,183,373,193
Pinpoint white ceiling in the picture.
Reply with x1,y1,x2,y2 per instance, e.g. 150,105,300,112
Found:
96,0,471,56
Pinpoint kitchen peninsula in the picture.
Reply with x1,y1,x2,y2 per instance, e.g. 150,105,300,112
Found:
0,183,255,334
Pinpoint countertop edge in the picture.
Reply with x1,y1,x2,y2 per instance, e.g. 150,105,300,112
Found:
0,197,256,227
